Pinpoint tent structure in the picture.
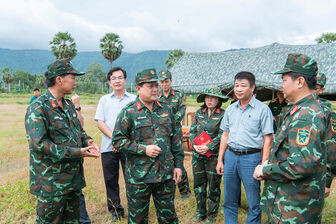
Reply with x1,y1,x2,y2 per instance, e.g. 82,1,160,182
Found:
171,42,336,100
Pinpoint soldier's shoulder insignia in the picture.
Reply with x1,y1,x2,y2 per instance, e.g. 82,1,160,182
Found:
216,108,220,114
156,101,162,107
290,105,299,116
51,100,56,108
171,90,175,95
296,128,311,146
136,102,142,110
271,99,277,103
331,120,336,133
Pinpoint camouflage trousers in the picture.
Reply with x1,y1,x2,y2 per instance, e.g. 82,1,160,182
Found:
177,166,191,196
192,154,222,218
126,179,178,224
36,190,81,224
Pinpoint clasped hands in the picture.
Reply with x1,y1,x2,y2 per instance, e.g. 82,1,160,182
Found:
193,145,209,155
253,160,268,181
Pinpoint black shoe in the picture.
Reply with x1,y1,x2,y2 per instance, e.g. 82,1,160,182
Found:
111,214,123,222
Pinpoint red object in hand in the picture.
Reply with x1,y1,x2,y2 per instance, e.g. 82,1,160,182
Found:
193,131,214,158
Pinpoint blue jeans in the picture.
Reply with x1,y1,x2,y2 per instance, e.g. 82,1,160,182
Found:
223,149,261,224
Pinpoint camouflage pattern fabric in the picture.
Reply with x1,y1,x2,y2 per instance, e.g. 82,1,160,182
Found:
135,68,159,85
46,58,84,79
36,190,81,224
158,89,186,124
274,53,318,76
189,107,224,218
159,70,172,81
112,96,184,223
112,97,184,184
316,72,327,86
158,88,190,196
268,98,288,132
126,179,178,224
261,95,327,223
25,89,91,197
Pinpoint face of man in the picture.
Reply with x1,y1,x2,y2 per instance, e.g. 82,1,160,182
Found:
280,74,298,102
276,91,284,100
137,82,159,103
205,95,219,110
314,84,325,96
234,79,254,101
34,90,40,97
59,74,77,95
159,78,172,92
109,70,126,92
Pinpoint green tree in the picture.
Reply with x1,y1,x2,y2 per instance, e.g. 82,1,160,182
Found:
100,33,123,68
1,67,13,92
315,32,336,43
165,49,185,69
36,75,45,88
50,32,77,60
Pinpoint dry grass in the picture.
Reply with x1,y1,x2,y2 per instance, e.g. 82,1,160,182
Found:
0,94,335,223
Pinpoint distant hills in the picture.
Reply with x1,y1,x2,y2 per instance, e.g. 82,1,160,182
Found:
0,48,170,84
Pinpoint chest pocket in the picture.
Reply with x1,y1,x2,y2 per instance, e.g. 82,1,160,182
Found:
135,119,153,141
159,117,173,136
247,118,260,133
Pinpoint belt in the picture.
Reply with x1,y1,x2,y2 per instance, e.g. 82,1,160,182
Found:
228,147,261,155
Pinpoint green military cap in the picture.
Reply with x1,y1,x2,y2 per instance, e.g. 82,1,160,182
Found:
197,86,228,103
135,68,158,85
46,58,84,79
159,70,172,81
274,53,318,76
316,72,326,86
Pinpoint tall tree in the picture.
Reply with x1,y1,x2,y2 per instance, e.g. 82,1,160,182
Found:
1,67,13,92
50,32,77,60
100,33,123,68
315,32,336,44
165,49,185,69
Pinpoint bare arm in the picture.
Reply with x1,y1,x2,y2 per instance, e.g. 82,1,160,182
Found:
262,134,273,162
97,120,113,139
216,131,229,175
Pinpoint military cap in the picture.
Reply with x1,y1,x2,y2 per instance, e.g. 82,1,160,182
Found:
135,68,158,85
46,58,84,79
316,72,326,86
159,70,172,81
197,86,228,103
274,53,318,76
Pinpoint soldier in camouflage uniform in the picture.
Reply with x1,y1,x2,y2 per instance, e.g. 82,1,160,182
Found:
313,72,336,197
253,54,328,223
189,86,227,223
158,70,191,200
268,91,288,133
112,68,184,224
25,59,100,224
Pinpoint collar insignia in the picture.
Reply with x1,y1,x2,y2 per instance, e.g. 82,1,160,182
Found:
51,100,56,108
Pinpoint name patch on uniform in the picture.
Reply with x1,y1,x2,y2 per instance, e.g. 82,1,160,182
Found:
331,120,336,133
296,128,311,146
137,116,147,120
161,113,168,118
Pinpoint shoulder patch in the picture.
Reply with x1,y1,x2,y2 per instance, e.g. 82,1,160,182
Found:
331,120,336,133
296,128,311,146
172,90,175,95
290,105,299,116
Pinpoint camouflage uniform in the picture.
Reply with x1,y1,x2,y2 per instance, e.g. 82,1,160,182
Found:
268,97,288,133
25,59,91,224
189,87,226,221
158,70,191,198
112,68,184,224
261,54,328,223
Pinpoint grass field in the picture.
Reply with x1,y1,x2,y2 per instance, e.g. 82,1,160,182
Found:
0,93,335,224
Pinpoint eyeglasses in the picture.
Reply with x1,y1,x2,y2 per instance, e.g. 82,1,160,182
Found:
110,76,124,81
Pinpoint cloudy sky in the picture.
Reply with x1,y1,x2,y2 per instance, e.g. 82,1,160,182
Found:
1,0,335,53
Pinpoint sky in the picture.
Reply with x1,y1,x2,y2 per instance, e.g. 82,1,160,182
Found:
1,0,336,53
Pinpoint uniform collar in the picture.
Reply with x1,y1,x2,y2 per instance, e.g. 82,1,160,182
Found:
110,90,131,98
237,95,256,109
202,107,220,114
45,89,70,111
135,97,162,111
159,88,174,98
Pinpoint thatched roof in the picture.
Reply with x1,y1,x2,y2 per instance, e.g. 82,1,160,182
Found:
171,42,336,100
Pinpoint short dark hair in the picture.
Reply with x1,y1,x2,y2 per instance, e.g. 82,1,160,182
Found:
253,86,257,95
107,67,127,81
201,97,223,109
234,71,255,87
285,72,316,90
33,88,40,92
44,72,68,88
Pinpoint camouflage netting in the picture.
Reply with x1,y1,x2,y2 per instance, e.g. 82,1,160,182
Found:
171,42,336,100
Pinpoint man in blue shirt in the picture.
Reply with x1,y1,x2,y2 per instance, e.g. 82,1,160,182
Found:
29,88,40,104
216,71,273,224
94,67,136,222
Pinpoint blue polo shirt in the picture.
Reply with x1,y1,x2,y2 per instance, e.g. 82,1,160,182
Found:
220,96,273,150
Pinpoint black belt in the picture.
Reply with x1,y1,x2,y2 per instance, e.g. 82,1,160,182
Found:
228,147,261,155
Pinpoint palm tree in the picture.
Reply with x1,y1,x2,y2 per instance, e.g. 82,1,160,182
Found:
100,33,123,69
165,49,185,69
49,32,77,60
1,67,13,92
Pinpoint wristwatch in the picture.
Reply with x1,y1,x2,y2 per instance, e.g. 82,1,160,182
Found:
75,107,81,111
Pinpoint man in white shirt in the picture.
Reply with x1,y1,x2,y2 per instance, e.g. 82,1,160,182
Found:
94,67,136,222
